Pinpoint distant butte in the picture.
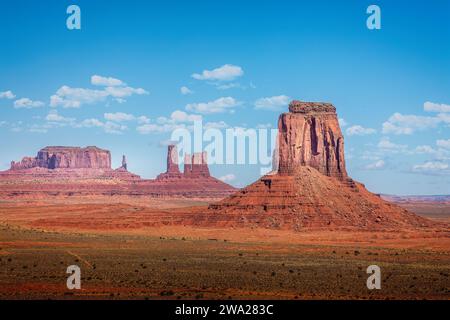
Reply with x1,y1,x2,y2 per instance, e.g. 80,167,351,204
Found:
0,144,235,199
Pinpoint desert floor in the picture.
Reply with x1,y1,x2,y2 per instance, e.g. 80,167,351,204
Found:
0,196,449,300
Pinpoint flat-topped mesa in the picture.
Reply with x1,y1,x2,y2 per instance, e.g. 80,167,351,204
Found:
10,146,111,170
288,100,336,114
277,100,347,180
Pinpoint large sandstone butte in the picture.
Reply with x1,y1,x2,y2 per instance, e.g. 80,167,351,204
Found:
278,101,346,179
206,100,439,230
0,145,235,199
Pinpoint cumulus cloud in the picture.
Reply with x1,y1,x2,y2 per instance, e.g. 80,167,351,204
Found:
0,90,15,99
437,139,450,150
91,75,125,87
45,110,75,123
414,145,436,154
382,112,441,135
424,101,450,113
137,110,201,134
104,86,148,98
50,76,148,108
216,83,243,90
192,64,243,81
186,97,240,114
204,121,229,130
365,159,385,170
104,112,135,122
137,115,150,124
219,174,236,182
346,125,376,136
338,118,347,127
50,86,108,108
14,98,45,109
254,95,290,111
180,86,193,95
136,123,174,134
167,110,202,123
412,161,449,175
77,118,127,134
377,137,407,151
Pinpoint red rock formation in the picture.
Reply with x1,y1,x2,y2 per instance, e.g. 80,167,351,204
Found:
206,100,439,231
157,145,183,179
1,144,236,199
189,152,210,178
277,101,347,179
183,153,192,177
121,155,127,170
10,146,111,170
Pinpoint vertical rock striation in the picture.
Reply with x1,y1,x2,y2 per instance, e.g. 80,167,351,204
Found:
277,100,347,180
206,100,437,230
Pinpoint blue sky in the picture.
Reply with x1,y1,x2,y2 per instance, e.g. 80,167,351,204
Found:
0,0,449,195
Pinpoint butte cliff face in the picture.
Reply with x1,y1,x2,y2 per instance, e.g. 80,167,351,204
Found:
206,100,438,231
277,101,346,179
11,146,111,170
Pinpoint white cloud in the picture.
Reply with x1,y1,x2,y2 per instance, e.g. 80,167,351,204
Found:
186,97,240,114
437,113,450,125
338,118,347,127
104,86,148,98
414,145,436,154
104,112,135,122
50,76,148,108
346,125,376,136
382,112,441,135
437,139,450,150
192,64,243,81
45,110,75,122
254,95,290,111
0,90,15,99
137,115,150,124
103,112,150,124
168,110,202,123
50,86,108,108
204,121,229,129
219,174,236,182
78,118,127,134
180,86,193,95
216,83,243,90
14,98,45,109
136,123,178,134
80,118,104,128
412,161,449,174
424,101,450,113
365,159,385,170
91,75,125,87
377,137,408,151
137,110,201,134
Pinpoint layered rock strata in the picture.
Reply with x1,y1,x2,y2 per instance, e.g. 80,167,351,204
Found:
206,100,439,230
